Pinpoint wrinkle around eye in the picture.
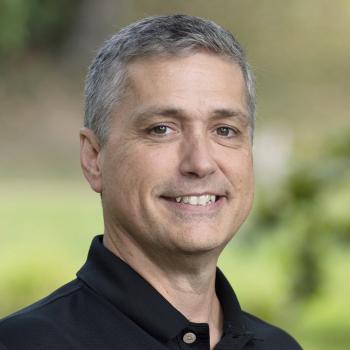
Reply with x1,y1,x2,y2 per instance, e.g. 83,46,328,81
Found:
211,128,248,149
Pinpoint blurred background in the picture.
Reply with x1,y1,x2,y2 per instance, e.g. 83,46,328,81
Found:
0,1,349,349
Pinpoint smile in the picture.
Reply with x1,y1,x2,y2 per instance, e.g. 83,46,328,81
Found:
162,194,221,207
175,194,216,206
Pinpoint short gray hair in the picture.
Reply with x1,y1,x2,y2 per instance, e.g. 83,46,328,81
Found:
84,14,256,144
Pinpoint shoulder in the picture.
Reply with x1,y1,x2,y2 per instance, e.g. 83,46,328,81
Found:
0,279,83,349
243,311,303,349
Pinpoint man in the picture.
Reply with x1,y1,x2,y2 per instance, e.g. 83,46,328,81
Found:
0,15,302,349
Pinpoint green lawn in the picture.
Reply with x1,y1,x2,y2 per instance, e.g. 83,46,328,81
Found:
1,179,349,349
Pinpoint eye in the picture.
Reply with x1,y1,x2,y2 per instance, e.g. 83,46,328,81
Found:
215,126,238,137
149,124,173,135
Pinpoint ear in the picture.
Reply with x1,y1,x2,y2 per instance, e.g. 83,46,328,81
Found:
80,127,103,193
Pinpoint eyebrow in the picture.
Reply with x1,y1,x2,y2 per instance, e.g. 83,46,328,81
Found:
211,108,249,122
131,106,249,124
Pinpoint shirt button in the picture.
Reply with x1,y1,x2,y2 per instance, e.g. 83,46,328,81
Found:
183,332,197,344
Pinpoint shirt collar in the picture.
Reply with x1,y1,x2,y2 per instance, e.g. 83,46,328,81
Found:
77,235,249,343
215,268,248,336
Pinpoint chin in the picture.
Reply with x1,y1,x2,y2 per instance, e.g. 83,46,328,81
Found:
168,228,229,255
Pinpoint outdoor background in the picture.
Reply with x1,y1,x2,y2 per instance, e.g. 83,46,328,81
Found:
0,1,349,349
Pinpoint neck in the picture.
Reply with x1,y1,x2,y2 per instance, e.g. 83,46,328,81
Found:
103,232,224,349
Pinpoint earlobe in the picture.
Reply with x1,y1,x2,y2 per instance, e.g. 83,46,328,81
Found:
80,127,103,193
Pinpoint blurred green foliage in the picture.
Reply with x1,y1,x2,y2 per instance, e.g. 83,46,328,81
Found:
250,130,350,302
0,0,80,58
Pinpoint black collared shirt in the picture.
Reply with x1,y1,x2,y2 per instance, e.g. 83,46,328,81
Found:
0,236,302,349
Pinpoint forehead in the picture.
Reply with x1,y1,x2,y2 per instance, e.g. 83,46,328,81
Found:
127,52,245,94
115,53,249,126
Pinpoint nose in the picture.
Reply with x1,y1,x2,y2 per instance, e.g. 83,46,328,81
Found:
179,134,217,178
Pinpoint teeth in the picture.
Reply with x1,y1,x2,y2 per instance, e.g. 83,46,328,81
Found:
189,196,198,205
174,195,217,206
198,195,207,206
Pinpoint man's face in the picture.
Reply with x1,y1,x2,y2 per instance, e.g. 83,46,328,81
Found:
98,53,254,256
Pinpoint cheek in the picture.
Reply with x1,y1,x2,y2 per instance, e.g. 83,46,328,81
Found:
241,158,254,188
237,155,254,211
240,163,254,199
104,143,177,194
101,143,140,196
135,148,178,196
222,150,253,186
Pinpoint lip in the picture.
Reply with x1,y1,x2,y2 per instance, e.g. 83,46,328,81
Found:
160,191,226,198
179,192,221,196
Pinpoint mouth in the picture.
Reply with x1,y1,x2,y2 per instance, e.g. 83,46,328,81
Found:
161,194,223,207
